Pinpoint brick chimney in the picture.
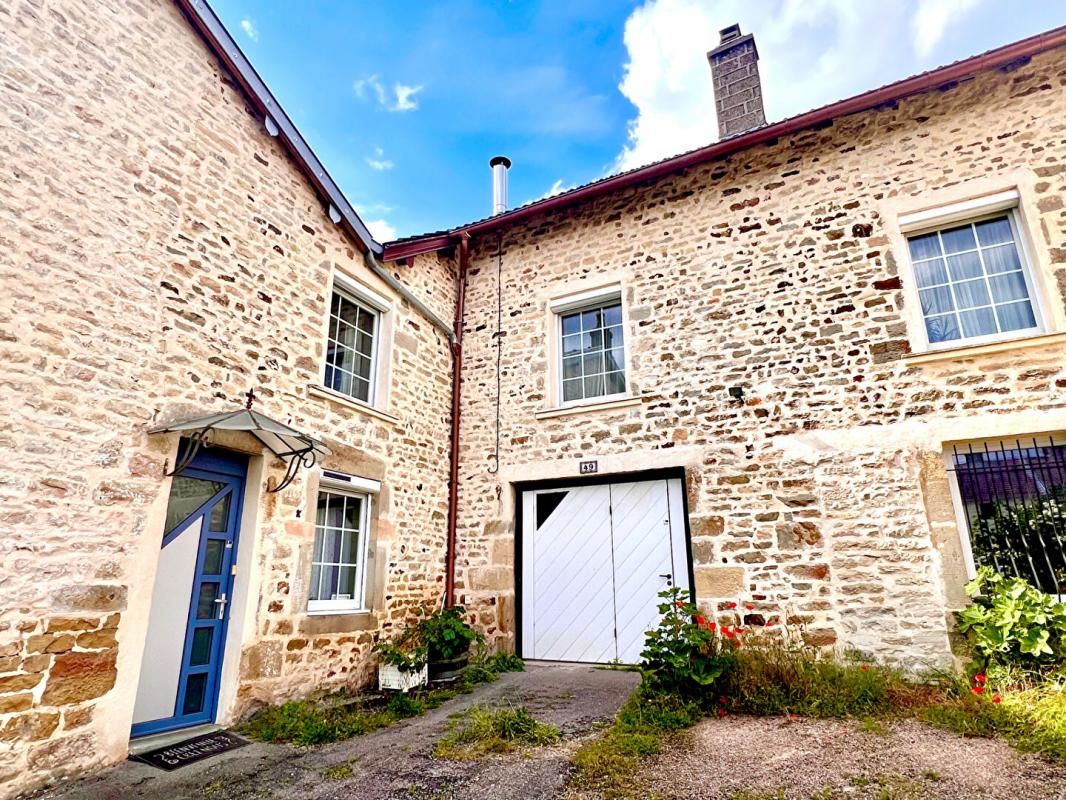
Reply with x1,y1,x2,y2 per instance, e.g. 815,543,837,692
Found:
707,24,766,139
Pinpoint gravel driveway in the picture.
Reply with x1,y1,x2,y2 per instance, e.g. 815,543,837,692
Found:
33,664,639,800
628,715,1066,800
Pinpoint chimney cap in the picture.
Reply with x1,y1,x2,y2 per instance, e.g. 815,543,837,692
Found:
708,23,757,61
489,155,512,169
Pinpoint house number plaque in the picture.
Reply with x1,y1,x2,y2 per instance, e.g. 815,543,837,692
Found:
579,460,598,474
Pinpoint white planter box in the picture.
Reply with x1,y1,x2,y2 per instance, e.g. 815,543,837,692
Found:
378,663,428,692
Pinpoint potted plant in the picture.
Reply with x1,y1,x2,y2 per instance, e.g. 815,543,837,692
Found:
373,632,428,693
419,605,482,681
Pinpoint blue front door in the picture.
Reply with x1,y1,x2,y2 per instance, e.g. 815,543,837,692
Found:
131,447,247,738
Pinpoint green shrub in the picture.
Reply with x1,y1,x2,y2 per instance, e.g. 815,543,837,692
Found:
386,692,426,718
956,567,1066,676
640,586,739,695
433,704,559,760
419,605,482,662
483,651,525,673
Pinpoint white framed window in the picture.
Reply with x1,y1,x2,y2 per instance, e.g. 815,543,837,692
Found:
904,205,1043,349
945,436,1066,599
324,287,380,405
556,295,627,405
308,486,372,613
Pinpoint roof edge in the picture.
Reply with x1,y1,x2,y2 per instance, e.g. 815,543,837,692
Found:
383,24,1066,261
175,0,382,256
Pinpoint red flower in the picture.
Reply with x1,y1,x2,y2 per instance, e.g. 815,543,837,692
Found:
719,697,728,705
727,602,738,609
972,685,986,695
745,604,754,611
735,627,746,635
676,600,685,609
992,695,1002,704
706,621,717,631
860,665,869,672
695,615,707,627
973,673,987,685
717,708,727,718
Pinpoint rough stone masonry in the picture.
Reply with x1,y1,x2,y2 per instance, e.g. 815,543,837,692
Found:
440,45,1066,670
0,0,455,795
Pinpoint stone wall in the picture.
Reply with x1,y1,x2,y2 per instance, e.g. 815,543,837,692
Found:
0,0,454,794
448,47,1066,668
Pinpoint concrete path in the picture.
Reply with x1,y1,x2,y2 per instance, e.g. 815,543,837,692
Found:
34,664,638,800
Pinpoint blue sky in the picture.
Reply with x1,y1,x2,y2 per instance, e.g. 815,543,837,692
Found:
210,0,1063,242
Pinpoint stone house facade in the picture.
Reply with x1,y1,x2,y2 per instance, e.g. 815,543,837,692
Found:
393,33,1066,666
0,0,455,794
2,0,1065,797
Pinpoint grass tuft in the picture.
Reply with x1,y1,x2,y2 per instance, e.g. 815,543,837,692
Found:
241,652,526,746
570,689,702,798
433,704,559,760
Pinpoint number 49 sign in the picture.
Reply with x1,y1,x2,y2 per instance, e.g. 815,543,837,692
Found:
579,460,598,475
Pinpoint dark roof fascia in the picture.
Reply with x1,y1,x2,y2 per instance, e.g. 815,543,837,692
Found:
175,0,382,256
382,24,1066,262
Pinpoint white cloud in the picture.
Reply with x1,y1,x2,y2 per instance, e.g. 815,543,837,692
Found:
912,0,986,56
536,179,576,201
239,18,258,42
615,0,932,172
353,75,423,112
365,218,397,242
391,84,423,112
366,147,394,171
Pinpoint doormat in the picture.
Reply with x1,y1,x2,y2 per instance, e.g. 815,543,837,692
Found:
131,730,249,771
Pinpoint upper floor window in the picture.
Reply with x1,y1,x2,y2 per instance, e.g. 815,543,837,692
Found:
309,486,371,613
906,211,1041,347
559,299,626,404
325,289,379,404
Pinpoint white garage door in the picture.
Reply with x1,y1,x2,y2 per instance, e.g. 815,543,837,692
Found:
520,477,690,664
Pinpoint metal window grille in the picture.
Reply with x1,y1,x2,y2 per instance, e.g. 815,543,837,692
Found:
949,437,1066,595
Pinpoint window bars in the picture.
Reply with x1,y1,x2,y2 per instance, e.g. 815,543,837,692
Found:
949,437,1066,596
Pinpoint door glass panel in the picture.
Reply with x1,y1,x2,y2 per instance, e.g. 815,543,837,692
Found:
202,540,225,575
182,673,207,715
536,491,569,529
208,493,231,531
190,628,213,666
165,476,225,534
196,583,219,619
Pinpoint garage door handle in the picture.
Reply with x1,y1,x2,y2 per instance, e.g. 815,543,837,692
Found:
659,573,673,586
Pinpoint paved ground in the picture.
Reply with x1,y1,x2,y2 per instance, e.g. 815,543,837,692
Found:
627,715,1066,800
34,664,639,800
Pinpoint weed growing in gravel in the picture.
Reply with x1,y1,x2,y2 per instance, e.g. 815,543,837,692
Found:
322,760,355,779
570,688,701,798
241,653,524,746
918,676,1066,760
433,704,559,760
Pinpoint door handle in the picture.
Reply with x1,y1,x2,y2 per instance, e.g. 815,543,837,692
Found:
659,573,673,587
214,592,228,620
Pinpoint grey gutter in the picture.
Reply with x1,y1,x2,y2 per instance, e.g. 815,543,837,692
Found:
363,251,455,342
178,0,382,256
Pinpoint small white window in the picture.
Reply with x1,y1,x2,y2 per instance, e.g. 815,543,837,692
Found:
558,299,627,404
324,289,379,404
905,210,1042,348
308,488,371,613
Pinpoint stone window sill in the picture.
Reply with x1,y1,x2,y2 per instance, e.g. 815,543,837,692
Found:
534,396,644,420
307,384,401,425
305,608,371,617
903,331,1066,365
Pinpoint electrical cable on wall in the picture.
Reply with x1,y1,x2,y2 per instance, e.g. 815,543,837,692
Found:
487,233,503,475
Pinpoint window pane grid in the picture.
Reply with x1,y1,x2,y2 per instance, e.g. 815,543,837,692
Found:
908,216,1036,344
311,490,365,604
325,291,377,403
560,301,625,403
